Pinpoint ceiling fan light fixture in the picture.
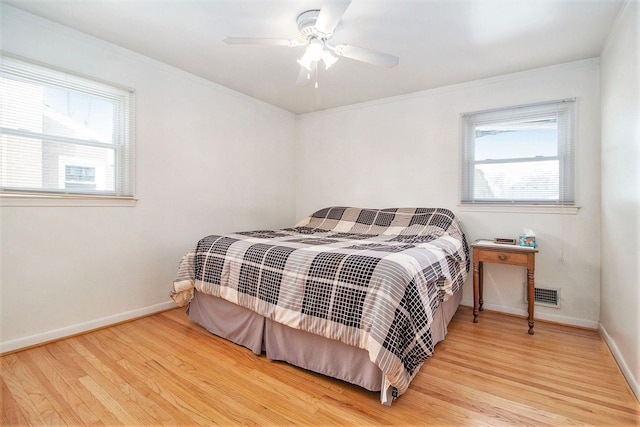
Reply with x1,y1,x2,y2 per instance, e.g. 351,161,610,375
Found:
297,53,314,71
322,50,338,69
306,38,325,61
298,39,338,71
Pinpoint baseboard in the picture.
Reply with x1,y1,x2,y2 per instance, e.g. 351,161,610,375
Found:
599,323,640,402
0,300,177,355
459,299,599,329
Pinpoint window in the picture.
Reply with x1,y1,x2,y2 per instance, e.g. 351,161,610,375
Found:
1,55,135,198
461,99,575,205
63,164,97,190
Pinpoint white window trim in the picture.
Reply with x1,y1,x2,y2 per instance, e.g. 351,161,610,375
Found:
457,203,579,215
460,98,576,208
0,193,137,207
0,53,135,201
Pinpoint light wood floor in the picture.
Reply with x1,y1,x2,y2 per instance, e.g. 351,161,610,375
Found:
2,305,639,426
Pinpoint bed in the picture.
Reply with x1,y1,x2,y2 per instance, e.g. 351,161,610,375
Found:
171,207,469,405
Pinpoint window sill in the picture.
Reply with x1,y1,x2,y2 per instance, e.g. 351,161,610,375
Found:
458,204,580,215
1,193,137,207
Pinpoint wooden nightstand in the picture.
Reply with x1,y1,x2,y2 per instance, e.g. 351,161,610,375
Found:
471,240,539,334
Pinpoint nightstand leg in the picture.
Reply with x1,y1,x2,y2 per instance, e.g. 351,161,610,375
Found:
473,262,479,323
527,269,535,335
478,262,484,311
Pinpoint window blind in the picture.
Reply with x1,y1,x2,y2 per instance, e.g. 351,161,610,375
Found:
1,54,135,197
460,99,576,205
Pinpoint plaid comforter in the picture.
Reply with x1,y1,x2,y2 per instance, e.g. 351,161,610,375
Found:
172,207,469,397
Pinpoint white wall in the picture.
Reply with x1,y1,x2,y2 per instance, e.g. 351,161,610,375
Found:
0,6,296,352
296,60,602,328
599,0,640,400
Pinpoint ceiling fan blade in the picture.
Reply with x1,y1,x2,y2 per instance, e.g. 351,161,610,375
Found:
296,66,314,86
223,37,301,47
334,44,399,68
315,0,351,35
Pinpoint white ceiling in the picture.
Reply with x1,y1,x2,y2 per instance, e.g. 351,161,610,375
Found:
5,0,624,114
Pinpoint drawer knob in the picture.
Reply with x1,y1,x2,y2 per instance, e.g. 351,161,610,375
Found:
498,254,507,261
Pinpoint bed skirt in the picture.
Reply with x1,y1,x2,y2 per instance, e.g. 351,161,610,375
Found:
187,289,462,402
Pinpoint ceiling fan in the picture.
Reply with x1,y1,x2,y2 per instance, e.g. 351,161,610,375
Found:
223,0,399,87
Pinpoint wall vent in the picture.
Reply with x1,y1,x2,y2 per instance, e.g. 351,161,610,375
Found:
524,285,560,308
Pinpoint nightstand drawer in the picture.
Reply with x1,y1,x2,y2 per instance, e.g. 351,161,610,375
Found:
478,250,528,265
